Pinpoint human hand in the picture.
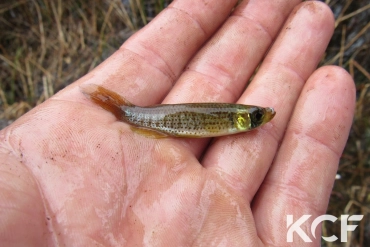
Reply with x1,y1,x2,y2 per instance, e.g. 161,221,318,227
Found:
0,0,355,246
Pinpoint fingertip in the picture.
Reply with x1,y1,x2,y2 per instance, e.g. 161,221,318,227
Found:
315,65,355,88
301,0,335,25
292,65,355,156
309,65,356,113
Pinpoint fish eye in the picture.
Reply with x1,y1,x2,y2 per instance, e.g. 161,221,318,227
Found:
252,109,264,123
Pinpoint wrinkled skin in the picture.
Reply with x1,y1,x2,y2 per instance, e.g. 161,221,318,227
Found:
0,0,355,246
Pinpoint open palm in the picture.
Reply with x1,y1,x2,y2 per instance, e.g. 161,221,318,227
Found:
0,1,355,246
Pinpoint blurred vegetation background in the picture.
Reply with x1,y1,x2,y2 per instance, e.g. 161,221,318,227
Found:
0,0,369,246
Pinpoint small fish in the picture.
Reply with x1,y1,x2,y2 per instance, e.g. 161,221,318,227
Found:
80,84,276,138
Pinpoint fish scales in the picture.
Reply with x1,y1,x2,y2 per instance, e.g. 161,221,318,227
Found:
80,84,276,138
123,104,241,136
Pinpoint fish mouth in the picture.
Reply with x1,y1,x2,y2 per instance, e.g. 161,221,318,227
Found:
263,107,276,123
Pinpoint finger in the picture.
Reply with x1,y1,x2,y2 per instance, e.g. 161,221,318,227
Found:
56,0,238,104
202,2,335,199
252,66,355,245
163,0,301,155
164,0,301,104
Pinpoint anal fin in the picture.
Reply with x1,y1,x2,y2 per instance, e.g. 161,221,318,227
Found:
130,126,169,139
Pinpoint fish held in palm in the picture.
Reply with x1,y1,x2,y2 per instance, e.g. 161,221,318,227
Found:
80,84,276,138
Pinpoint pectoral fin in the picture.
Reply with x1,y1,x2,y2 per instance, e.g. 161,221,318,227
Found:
130,126,169,139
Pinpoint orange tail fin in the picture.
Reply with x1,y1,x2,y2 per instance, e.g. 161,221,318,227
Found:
80,84,133,120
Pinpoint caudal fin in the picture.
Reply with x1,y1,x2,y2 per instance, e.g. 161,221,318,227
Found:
80,84,133,120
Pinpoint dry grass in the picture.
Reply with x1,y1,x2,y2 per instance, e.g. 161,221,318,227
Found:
322,0,370,246
0,0,170,124
0,0,369,246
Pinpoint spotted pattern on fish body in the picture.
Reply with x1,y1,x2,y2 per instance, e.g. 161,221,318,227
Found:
80,84,276,138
